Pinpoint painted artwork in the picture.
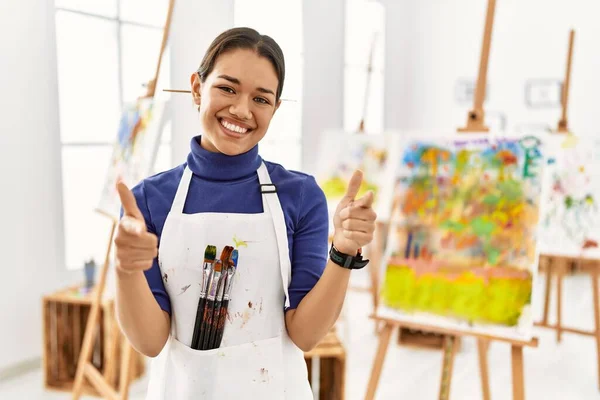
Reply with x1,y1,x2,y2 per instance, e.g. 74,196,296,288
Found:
315,131,399,228
379,134,545,340
97,98,167,219
538,134,600,258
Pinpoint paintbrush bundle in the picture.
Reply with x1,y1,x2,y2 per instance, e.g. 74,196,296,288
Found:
191,245,239,350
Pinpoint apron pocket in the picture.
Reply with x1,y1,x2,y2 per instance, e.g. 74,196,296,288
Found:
166,335,285,400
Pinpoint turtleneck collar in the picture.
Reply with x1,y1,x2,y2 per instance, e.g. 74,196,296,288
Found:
186,135,262,181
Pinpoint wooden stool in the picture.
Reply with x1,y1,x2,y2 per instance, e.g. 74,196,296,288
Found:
42,285,145,396
304,329,346,400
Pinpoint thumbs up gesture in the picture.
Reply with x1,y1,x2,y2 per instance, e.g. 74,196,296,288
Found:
332,170,377,255
114,182,158,274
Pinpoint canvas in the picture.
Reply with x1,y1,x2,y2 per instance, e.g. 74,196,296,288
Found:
97,98,167,219
315,131,399,229
538,134,600,258
378,134,545,340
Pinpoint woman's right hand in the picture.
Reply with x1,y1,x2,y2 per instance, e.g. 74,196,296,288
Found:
115,182,158,274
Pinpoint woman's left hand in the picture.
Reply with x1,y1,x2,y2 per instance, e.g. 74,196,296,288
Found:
332,170,377,255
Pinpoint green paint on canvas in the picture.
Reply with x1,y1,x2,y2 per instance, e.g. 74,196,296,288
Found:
381,265,532,326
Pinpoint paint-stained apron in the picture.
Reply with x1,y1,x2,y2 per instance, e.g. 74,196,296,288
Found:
145,162,312,400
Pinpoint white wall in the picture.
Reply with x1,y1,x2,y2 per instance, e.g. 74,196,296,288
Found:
301,0,345,174
383,0,600,136
0,0,79,371
169,0,235,165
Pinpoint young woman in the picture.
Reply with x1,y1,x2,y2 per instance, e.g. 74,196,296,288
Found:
114,27,376,399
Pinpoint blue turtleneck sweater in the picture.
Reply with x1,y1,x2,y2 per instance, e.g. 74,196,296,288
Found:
129,136,329,314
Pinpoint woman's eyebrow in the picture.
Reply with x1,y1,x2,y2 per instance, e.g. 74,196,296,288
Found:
257,87,275,96
217,74,241,85
217,74,275,96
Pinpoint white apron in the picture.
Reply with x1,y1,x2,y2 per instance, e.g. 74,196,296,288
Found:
145,163,312,400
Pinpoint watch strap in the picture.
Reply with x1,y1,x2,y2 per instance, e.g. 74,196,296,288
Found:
329,243,369,270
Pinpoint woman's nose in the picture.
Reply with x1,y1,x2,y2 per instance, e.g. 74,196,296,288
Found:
229,98,252,120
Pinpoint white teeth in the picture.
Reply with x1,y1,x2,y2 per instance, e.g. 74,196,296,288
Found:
220,119,248,134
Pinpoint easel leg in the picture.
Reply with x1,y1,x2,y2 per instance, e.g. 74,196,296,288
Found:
72,294,101,398
370,222,386,334
542,257,552,325
364,323,394,400
477,339,491,400
118,340,134,400
438,335,459,400
511,345,525,400
556,259,564,343
72,222,116,400
591,266,600,390
105,309,121,387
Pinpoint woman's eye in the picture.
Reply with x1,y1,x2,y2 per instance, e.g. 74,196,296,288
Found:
219,86,235,94
254,97,269,105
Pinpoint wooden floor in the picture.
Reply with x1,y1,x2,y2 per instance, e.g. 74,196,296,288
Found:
1,270,599,399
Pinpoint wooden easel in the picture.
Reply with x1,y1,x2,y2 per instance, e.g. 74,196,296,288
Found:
71,1,176,399
364,319,538,400
347,32,385,329
534,29,600,390
365,1,539,398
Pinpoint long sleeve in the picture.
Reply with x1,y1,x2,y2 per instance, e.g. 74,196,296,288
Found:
286,176,330,309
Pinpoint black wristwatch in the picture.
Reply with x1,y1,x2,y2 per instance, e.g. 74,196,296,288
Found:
329,243,370,270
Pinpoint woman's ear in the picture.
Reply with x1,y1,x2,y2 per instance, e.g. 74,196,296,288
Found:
273,99,282,115
190,72,202,106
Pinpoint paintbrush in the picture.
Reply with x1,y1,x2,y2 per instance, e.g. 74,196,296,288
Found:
207,269,227,349
213,249,239,349
200,246,233,350
191,245,216,350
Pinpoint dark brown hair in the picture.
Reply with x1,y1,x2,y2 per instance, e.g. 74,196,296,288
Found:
197,27,285,102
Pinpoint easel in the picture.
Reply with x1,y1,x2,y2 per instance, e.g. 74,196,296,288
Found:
534,29,600,390
346,32,385,329
365,0,539,398
71,1,175,399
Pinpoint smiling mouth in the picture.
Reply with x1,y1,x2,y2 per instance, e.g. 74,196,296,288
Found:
219,118,252,135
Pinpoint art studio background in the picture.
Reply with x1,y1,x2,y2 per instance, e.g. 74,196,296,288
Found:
2,0,600,399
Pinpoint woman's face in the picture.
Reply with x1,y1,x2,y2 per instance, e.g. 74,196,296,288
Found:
191,48,281,156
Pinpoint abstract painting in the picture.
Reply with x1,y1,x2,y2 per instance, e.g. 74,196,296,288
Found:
538,134,600,258
97,98,167,219
378,134,545,340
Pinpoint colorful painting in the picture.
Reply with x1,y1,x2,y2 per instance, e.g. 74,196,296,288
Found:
538,134,600,258
378,134,545,340
315,131,399,227
97,98,167,219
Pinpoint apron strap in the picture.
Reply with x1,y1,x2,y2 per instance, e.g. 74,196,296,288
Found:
257,163,292,309
170,166,193,214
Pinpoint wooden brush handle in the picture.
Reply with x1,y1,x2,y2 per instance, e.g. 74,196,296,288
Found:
191,297,206,350
200,299,215,350
214,299,229,348
207,300,222,350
